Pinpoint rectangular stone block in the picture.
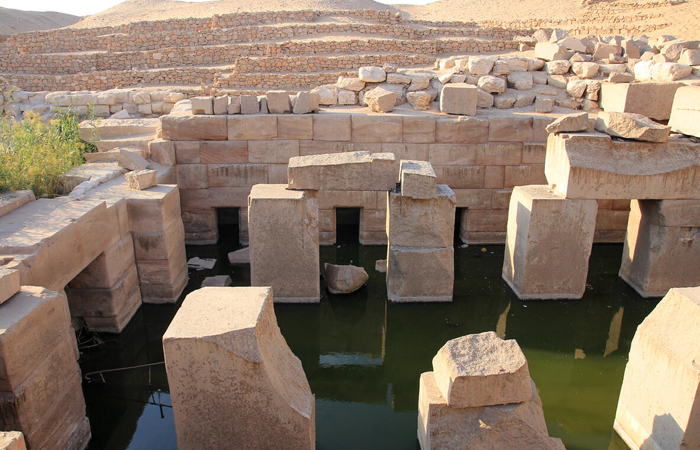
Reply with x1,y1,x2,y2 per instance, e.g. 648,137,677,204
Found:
388,186,455,248
351,115,402,143
503,185,598,299
176,164,208,189
359,209,386,233
477,142,523,166
318,190,379,210
288,152,396,191
0,269,19,306
249,185,320,303
488,116,534,142
299,140,380,156
140,265,188,304
387,246,454,302
136,243,187,286
181,210,217,234
382,144,430,162
467,209,508,232
69,234,135,289
669,85,700,138
433,166,485,189
400,160,437,199
429,144,477,166
208,164,268,188
174,141,201,164
148,139,176,166
248,140,299,164
522,143,546,164
403,116,436,143
180,187,251,210
314,115,351,141
82,286,142,333
127,185,182,233
545,132,700,199
600,82,683,121
0,190,34,219
453,189,493,209
440,83,477,116
485,166,505,189
318,209,336,233
435,117,489,144
277,115,313,140
162,115,227,141
614,287,700,450
228,115,277,140
133,220,185,260
504,165,547,188
200,141,248,164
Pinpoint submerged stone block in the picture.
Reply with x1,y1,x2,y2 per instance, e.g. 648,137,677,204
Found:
249,185,319,303
163,287,315,450
386,246,454,302
503,185,598,299
400,160,437,200
387,186,456,249
619,199,700,297
287,152,396,191
614,287,700,450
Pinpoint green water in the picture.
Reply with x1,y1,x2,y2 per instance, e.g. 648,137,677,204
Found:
80,225,658,450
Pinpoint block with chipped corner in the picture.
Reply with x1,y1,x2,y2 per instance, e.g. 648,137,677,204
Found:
545,132,700,199
249,185,319,303
614,287,700,450
387,186,456,248
293,92,320,114
503,185,597,300
0,432,26,450
163,287,315,450
364,87,396,113
619,199,700,298
118,149,150,171
400,160,437,200
599,82,682,121
669,85,700,138
0,269,19,306
287,152,396,191
386,246,454,302
125,169,157,190
190,96,213,115
594,112,670,143
440,83,477,116
418,371,566,450
544,112,589,134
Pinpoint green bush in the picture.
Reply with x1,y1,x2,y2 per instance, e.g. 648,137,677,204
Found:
0,110,94,198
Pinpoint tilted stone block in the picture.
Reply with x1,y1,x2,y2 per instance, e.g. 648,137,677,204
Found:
387,186,455,248
386,246,454,302
400,160,437,200
669,85,700,138
163,287,315,450
125,169,157,190
287,151,396,191
594,112,670,143
0,269,20,306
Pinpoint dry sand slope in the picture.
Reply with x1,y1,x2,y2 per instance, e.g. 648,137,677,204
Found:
0,6,80,35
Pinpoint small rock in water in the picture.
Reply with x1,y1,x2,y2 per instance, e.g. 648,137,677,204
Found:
375,259,387,273
201,275,232,287
228,247,250,265
324,263,369,294
187,257,217,270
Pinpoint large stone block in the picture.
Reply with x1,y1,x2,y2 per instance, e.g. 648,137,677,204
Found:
0,269,19,306
207,164,268,188
619,199,700,297
599,82,682,121
400,160,437,200
161,115,227,141
387,186,455,248
228,115,277,140
545,132,700,199
126,184,182,234
351,115,402,143
69,234,135,289
432,332,532,408
440,83,477,116
313,115,351,141
435,116,489,144
503,185,598,299
199,141,248,164
669,85,700,138
66,263,141,321
163,287,315,450
614,287,700,450
288,152,396,191
386,246,454,302
249,185,319,302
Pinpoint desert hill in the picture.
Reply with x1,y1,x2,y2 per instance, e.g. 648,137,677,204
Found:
0,6,80,35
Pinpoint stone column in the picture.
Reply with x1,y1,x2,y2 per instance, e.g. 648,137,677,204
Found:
620,199,700,297
163,287,315,450
502,185,597,300
248,184,319,303
0,286,91,450
614,287,700,450
386,161,455,302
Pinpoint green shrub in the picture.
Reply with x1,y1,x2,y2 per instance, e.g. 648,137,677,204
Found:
0,110,94,198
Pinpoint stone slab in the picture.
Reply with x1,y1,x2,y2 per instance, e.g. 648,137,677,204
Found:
0,191,35,219
400,160,437,200
0,269,20,306
287,152,397,191
387,186,456,249
599,82,683,121
162,115,227,141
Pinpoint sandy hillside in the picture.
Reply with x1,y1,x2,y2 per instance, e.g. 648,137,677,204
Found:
0,7,80,35
398,0,579,22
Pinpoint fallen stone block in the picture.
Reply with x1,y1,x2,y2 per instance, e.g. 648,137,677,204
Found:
364,87,396,113
614,287,700,450
669,85,700,138
477,75,506,94
503,185,598,299
125,169,157,190
467,56,495,76
544,60,571,75
163,286,315,450
386,246,454,302
651,62,693,81
593,43,619,61
400,160,437,200
679,48,700,66
358,66,386,83
0,432,26,450
324,263,368,294
535,42,571,61
440,83,477,116
287,151,396,191
599,81,682,120
375,259,386,273
118,149,150,171
228,247,250,265
338,77,365,91
594,111,670,143
187,257,216,270
388,186,456,248
0,269,20,306
507,72,533,90
567,79,588,98
572,62,599,78
406,91,431,111
293,92,320,114
201,275,232,287
266,91,292,114
191,96,213,115
545,112,589,134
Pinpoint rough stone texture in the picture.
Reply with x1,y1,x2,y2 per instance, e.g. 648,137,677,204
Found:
358,66,386,83
503,185,598,299
400,160,437,200
249,185,319,303
535,42,571,61
669,85,700,138
190,96,213,115
386,246,454,302
440,83,477,116
595,112,671,143
0,432,25,450
0,269,20,306
118,149,149,171
477,76,506,94
125,169,157,190
572,62,599,78
288,152,396,191
324,263,368,294
163,286,315,450
613,287,700,450
364,87,396,113
0,191,35,219
599,82,682,121
432,332,531,408
545,132,700,199
619,199,700,297
651,62,693,82
387,186,455,248
293,92,320,114
228,247,250,265
545,112,589,134
266,91,292,114
162,115,228,141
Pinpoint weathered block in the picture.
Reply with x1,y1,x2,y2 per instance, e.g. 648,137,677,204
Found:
228,115,277,140
0,191,35,219
387,186,456,248
207,164,268,187
545,132,700,199
249,185,319,303
599,82,682,121
125,169,157,190
313,115,351,141
0,432,26,450
503,185,598,299
403,116,436,143
440,83,477,116
248,140,299,164
163,287,315,450
278,115,313,140
162,115,227,141
669,85,700,138
199,140,248,164
266,91,292,114
190,96,213,115
69,234,135,289
0,269,20,306
287,152,396,191
386,246,454,302
614,287,700,450
435,117,489,144
351,115,402,143
400,160,437,200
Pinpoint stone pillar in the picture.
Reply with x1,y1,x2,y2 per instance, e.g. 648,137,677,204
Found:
418,332,565,450
0,286,91,450
163,287,315,450
502,185,598,300
248,184,319,303
620,199,700,297
65,234,141,333
387,161,455,302
614,287,700,450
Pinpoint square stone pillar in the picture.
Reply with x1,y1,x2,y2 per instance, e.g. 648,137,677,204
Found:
619,199,700,297
614,287,700,450
163,287,315,450
248,185,319,303
502,185,598,299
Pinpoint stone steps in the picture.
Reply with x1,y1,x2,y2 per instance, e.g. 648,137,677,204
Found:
94,135,154,152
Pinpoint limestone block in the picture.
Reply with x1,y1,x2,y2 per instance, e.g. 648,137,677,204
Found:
545,112,588,134
248,185,319,303
148,140,176,166
69,234,135,289
0,269,19,306
338,77,365,91
287,152,396,191
324,264,368,294
435,116,488,143
337,89,357,105
418,372,564,450
118,149,149,171
535,42,571,61
0,190,35,219
227,96,241,114
650,62,693,81
201,275,232,287
212,96,227,115
162,115,227,141
406,92,431,111
599,82,682,120
608,72,634,83
400,160,437,200
163,287,315,450
125,169,157,190
359,66,386,82
432,332,532,408
239,95,259,115
594,43,620,60
0,432,25,450
191,96,213,115
364,86,396,113
669,85,700,138
467,56,495,76
507,72,533,90
386,246,454,302
545,132,700,199
679,49,700,66
293,92,320,114
313,115,351,141
132,220,185,261
614,287,700,450
267,91,292,114
503,185,598,299
477,76,506,94
228,115,277,140
228,247,250,265
351,115,402,143
278,115,312,140
388,186,456,248
595,111,670,143
440,83,477,116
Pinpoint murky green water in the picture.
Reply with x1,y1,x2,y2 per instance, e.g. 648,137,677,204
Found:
80,225,658,450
